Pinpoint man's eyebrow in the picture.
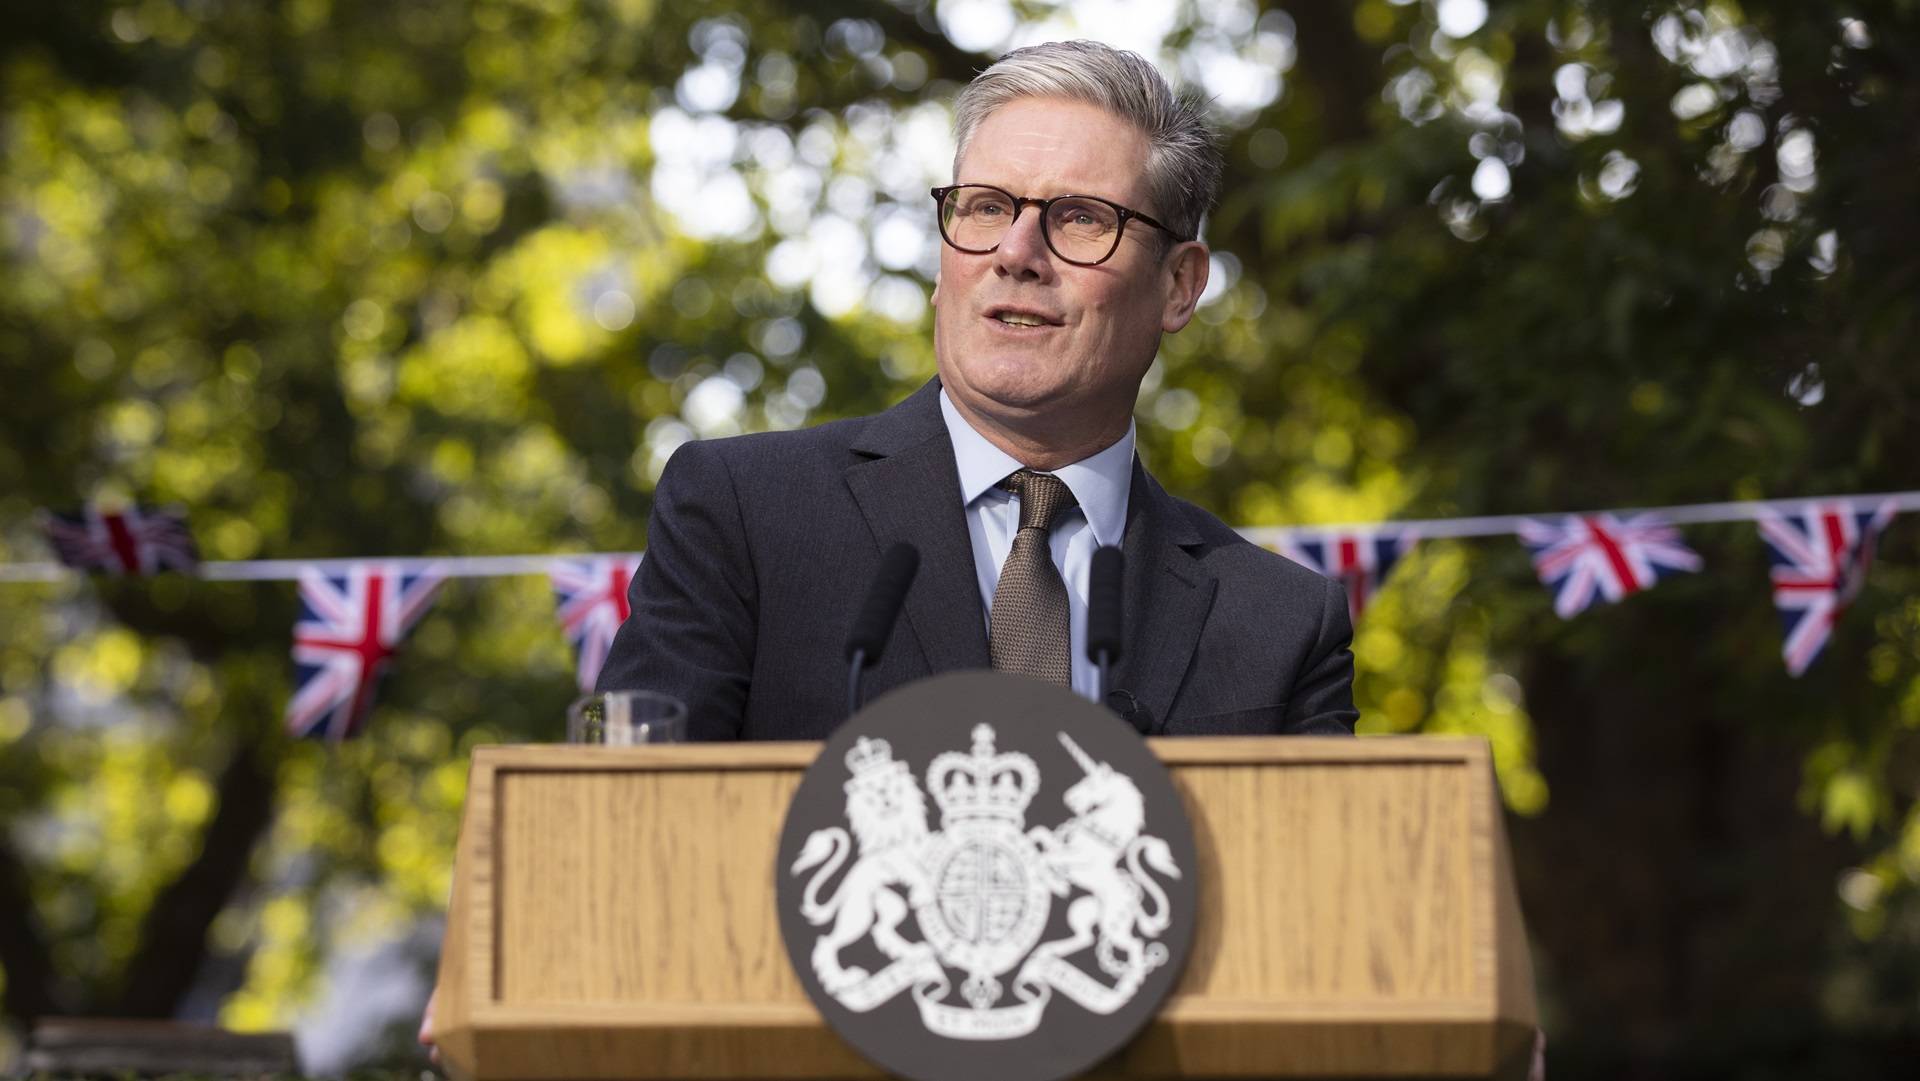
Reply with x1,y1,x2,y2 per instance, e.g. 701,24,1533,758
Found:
959,184,1133,203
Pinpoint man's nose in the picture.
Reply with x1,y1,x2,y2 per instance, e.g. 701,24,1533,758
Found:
992,207,1056,280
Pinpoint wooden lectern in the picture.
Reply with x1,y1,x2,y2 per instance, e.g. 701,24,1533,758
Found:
433,737,1536,1079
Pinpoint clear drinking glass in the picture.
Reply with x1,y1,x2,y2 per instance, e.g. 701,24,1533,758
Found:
566,690,689,745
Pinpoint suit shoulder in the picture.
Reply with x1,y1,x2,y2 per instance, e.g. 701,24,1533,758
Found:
1164,495,1331,591
700,413,872,461
659,413,873,484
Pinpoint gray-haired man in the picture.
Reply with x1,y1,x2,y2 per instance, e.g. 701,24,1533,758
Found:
424,41,1402,1063
596,39,1358,740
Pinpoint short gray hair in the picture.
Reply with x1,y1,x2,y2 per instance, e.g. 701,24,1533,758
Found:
951,40,1222,244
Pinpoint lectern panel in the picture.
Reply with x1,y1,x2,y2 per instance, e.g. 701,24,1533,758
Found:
496,768,807,1005
1174,762,1473,1002
436,739,1535,1079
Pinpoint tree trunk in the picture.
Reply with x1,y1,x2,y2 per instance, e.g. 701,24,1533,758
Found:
104,737,279,1018
0,836,66,1020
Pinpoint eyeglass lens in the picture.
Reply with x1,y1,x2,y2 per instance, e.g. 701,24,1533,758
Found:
939,186,1124,264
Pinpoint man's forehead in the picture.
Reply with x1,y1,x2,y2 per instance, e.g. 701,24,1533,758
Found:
956,96,1152,192
968,94,1147,145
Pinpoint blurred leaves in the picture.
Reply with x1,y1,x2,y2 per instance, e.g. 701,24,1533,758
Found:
1,0,1917,1068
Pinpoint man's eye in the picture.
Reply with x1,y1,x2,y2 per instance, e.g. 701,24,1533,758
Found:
973,200,1011,217
1055,202,1109,229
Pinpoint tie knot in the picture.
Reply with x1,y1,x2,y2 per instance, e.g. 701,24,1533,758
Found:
1002,470,1078,533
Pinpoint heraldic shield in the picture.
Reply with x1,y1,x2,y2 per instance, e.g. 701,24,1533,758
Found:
775,672,1198,1081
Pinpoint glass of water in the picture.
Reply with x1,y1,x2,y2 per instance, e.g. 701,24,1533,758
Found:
566,690,688,745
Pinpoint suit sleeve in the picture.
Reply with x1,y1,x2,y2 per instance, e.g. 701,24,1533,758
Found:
595,441,757,740
1281,573,1360,735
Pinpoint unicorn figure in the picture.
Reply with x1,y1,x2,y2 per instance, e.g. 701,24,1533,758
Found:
1028,733,1181,980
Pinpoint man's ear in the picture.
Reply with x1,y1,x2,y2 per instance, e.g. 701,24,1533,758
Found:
930,270,943,307
1159,241,1210,333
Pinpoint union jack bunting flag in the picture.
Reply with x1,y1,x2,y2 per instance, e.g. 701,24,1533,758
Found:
1756,500,1898,676
548,555,642,692
1278,530,1417,621
36,504,199,576
1518,512,1703,619
286,563,445,741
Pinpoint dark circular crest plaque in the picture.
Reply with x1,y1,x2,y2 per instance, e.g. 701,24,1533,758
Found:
775,671,1198,1081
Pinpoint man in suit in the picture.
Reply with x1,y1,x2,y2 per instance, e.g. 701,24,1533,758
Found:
596,40,1356,740
423,41,1380,1064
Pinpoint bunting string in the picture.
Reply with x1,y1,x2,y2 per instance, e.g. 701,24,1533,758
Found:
1,488,1914,736
5,489,1916,582
1234,487,1920,544
0,553,580,583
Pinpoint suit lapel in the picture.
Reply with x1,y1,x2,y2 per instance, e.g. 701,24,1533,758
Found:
1115,463,1216,729
843,383,1215,708
844,382,991,674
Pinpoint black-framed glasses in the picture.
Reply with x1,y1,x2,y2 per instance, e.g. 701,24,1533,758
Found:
930,184,1176,267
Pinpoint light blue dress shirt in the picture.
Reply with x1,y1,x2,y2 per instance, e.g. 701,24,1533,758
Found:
938,389,1134,701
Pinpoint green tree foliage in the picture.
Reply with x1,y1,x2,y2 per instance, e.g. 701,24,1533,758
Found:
1,0,1916,1072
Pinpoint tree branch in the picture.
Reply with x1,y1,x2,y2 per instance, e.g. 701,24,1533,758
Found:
798,0,993,85
1285,1,1379,148
105,737,279,1018
0,833,65,1021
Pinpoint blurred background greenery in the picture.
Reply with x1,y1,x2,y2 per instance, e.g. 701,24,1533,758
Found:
1,0,1917,1074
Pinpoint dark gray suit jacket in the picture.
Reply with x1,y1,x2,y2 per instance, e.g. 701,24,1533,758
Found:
598,379,1358,740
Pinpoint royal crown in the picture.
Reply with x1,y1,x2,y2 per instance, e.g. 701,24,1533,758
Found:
844,736,905,778
927,724,1039,828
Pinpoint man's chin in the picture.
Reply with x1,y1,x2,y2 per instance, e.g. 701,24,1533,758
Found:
949,378,1069,419
940,357,1067,405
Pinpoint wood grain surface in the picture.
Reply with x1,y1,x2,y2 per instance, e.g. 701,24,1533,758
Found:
433,736,1536,1080
496,768,803,1004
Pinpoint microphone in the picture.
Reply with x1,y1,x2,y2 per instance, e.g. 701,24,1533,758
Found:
1086,545,1124,714
845,542,920,717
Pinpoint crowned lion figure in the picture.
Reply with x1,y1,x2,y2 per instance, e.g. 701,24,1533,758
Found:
791,737,935,993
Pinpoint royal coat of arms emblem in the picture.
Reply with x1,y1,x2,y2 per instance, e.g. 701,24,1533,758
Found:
776,672,1197,1081
787,722,1185,1041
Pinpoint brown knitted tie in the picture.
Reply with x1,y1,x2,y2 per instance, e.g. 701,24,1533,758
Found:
989,470,1079,686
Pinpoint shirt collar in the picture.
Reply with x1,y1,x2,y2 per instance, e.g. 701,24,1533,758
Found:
938,388,1134,549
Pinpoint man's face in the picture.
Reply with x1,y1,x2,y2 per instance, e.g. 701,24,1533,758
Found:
931,96,1208,448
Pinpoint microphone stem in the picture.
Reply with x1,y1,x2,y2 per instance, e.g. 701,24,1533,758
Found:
846,649,868,718
1097,650,1111,710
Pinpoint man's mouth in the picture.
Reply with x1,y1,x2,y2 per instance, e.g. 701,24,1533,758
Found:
990,310,1054,328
